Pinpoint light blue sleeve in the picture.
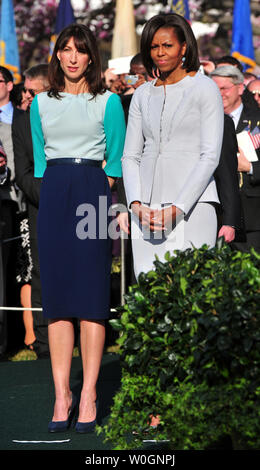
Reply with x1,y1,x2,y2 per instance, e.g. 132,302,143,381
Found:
103,93,126,177
30,95,46,177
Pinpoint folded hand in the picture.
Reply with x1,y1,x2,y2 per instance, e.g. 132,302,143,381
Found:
132,203,179,232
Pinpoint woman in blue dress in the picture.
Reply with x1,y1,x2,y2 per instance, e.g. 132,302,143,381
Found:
30,24,126,433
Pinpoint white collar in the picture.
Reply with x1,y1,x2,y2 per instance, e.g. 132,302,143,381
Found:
229,102,243,129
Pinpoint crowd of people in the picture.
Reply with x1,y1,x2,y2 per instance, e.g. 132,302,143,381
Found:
0,12,259,433
0,64,49,359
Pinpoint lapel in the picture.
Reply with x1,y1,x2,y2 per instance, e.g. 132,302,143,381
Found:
24,111,34,157
236,107,260,160
236,108,251,133
236,106,260,133
12,106,25,121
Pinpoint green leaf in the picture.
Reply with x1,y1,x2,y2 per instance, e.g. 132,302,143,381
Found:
180,277,188,295
109,319,122,331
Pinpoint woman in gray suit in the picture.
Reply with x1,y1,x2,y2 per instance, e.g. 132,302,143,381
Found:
122,13,224,278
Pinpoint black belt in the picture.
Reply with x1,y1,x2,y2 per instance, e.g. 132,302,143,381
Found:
47,158,102,168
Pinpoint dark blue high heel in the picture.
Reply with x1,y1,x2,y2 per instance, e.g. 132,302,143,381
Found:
48,393,77,433
75,400,98,433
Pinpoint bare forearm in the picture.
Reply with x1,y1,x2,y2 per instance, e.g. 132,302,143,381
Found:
107,176,116,188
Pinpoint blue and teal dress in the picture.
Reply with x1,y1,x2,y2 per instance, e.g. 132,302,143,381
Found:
30,90,126,320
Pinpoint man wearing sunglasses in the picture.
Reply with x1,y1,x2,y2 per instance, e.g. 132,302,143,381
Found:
23,65,49,108
12,64,49,359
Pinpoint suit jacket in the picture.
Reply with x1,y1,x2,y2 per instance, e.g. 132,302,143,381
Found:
122,73,224,216
0,107,24,202
119,113,244,236
12,110,42,240
214,114,243,232
236,105,260,231
12,109,43,309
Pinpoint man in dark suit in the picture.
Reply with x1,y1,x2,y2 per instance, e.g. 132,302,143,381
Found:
0,66,24,354
12,64,49,358
211,65,260,251
214,114,244,244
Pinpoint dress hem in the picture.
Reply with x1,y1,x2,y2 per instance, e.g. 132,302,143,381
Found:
42,310,110,320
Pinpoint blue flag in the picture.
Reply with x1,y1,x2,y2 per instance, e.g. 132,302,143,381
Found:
0,0,21,83
231,0,256,72
49,0,75,61
170,0,190,21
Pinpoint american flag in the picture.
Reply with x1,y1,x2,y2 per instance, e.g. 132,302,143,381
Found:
248,125,260,150
170,0,190,20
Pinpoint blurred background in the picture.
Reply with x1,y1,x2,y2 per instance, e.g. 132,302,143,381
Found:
5,0,260,76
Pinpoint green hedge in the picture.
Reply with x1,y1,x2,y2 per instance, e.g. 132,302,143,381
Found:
98,243,260,450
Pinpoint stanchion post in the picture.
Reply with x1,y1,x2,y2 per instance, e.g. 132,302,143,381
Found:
120,229,125,306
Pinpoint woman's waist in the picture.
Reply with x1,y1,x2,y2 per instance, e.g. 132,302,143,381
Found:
46,157,103,168
46,155,103,161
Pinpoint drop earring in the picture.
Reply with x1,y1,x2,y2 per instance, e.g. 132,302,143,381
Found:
152,66,161,78
182,56,186,68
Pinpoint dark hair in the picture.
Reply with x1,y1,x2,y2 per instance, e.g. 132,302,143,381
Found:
24,64,49,87
140,13,200,77
48,23,105,98
11,82,25,107
244,72,257,79
130,53,143,67
215,56,243,73
0,66,14,83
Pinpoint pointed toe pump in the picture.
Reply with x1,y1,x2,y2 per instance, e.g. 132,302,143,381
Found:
48,393,77,433
75,400,99,434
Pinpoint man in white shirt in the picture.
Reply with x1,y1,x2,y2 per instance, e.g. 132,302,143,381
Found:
211,65,260,251
0,67,14,124
0,66,21,196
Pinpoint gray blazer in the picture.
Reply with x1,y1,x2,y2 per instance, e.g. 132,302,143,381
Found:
122,72,224,216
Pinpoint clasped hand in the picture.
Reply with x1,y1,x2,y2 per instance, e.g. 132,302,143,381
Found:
131,203,178,232
237,147,251,173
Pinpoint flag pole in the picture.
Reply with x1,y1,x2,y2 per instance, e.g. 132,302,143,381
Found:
111,0,137,59
49,0,75,62
0,0,21,83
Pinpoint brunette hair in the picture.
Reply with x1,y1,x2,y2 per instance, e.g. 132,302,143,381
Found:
48,23,105,98
140,13,200,77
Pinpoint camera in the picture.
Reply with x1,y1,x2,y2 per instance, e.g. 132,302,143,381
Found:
125,74,139,85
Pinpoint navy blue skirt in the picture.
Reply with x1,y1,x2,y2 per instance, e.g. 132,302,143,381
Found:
37,161,112,320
